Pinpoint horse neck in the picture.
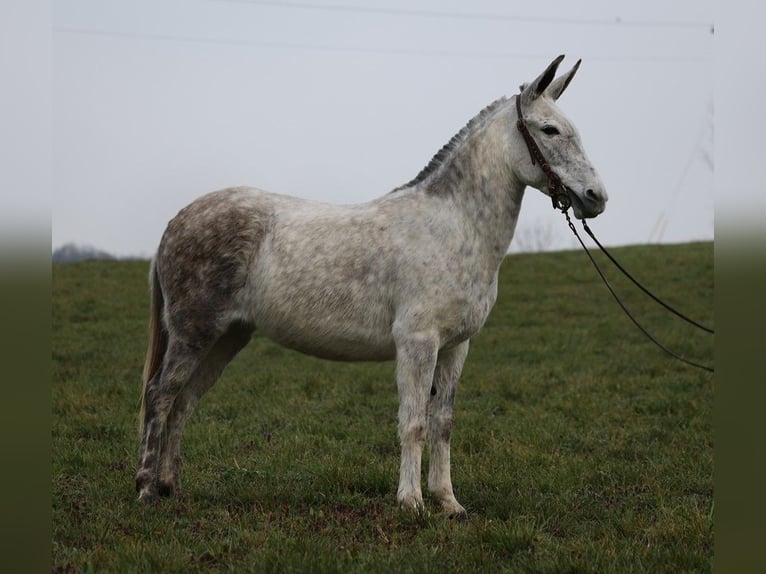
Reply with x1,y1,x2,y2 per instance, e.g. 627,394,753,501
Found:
420,104,525,271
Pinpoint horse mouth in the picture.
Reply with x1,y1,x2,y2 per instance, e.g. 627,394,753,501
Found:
567,187,605,220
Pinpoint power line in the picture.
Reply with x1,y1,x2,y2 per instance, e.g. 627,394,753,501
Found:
214,0,714,32
51,26,549,59
53,26,711,64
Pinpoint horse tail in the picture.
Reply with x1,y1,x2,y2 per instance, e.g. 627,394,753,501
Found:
139,259,167,435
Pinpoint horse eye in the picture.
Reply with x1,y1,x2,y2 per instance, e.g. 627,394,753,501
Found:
542,125,560,136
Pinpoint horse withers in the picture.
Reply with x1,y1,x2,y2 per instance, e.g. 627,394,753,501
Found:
135,55,607,517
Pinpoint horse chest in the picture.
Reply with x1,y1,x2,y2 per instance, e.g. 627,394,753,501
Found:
460,280,498,336
425,275,499,346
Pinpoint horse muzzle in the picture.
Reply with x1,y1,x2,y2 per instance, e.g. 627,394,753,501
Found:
568,186,607,220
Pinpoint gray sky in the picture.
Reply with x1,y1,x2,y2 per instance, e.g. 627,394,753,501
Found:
49,0,714,257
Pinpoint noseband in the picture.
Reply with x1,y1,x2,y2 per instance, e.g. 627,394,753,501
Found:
514,95,572,213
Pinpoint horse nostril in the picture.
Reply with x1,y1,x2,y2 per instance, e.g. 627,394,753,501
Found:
585,189,599,202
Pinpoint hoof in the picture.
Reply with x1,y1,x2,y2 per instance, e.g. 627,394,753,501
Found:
439,498,467,519
136,475,159,504
397,493,425,513
157,481,177,498
135,468,154,491
137,488,159,504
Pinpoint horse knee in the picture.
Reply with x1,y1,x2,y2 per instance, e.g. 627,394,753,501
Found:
399,422,427,446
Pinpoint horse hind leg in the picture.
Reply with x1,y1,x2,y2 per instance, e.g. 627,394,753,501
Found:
136,338,206,503
157,324,252,497
427,341,470,518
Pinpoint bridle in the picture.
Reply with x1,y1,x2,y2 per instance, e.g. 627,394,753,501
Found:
515,94,572,213
514,93,714,373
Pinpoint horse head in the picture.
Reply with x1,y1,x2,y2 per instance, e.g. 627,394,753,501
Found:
513,55,608,219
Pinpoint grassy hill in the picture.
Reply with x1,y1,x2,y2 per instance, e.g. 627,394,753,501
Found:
52,242,713,572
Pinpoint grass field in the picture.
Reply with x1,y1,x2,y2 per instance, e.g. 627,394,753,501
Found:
52,242,713,573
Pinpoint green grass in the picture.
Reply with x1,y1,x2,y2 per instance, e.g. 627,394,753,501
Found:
52,242,713,573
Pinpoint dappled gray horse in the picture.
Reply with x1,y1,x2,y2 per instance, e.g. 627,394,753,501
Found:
136,55,607,516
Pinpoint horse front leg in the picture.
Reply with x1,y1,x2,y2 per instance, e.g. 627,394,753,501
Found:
394,331,439,512
427,340,470,518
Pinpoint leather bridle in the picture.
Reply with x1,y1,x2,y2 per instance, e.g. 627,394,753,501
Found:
514,94,572,213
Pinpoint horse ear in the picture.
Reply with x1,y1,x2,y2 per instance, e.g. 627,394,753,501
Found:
546,59,581,101
521,54,565,104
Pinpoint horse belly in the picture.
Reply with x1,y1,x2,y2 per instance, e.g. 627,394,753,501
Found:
269,324,396,361
250,283,396,361
260,311,396,361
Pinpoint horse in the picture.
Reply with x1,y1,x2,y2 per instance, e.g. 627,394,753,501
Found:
135,55,607,517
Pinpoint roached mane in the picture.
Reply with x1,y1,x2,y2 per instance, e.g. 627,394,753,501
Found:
391,97,508,193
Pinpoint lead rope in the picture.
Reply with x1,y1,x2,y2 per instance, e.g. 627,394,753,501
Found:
514,92,713,373
562,210,714,373
580,220,714,335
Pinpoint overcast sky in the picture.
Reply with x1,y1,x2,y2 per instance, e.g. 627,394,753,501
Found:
43,1,715,256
